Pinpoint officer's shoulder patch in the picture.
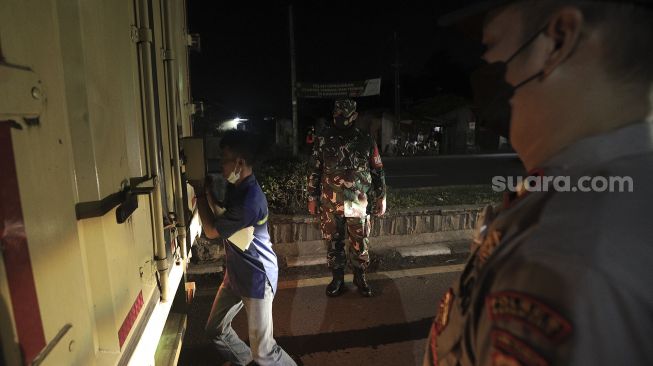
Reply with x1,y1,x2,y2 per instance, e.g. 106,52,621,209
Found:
435,288,454,335
486,292,572,343
491,329,549,366
475,229,503,267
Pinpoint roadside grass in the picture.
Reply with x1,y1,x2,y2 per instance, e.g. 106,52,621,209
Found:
386,185,501,211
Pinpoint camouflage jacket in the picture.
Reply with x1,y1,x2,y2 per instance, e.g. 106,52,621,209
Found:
307,127,386,218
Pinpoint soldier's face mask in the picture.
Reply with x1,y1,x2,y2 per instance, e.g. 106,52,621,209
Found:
470,25,547,138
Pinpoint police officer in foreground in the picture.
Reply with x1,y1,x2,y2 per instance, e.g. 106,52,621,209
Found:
307,99,387,297
424,0,653,365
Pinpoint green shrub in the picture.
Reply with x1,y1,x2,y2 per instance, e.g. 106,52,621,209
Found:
258,158,310,215
258,158,502,215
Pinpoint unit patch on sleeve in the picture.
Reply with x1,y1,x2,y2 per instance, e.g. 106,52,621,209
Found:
486,292,572,343
492,350,523,366
435,288,455,335
491,329,549,366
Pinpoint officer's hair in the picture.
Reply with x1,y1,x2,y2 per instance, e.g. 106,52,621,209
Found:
516,0,653,85
219,130,268,167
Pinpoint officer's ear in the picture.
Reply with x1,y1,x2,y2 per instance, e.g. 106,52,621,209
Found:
351,112,359,121
541,6,584,77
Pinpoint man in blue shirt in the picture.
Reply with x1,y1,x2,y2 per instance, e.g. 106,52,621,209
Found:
192,131,296,366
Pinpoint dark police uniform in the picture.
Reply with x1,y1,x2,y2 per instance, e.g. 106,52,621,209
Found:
424,121,653,365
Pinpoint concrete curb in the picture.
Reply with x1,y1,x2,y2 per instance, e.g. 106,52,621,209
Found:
286,255,326,268
273,229,474,258
269,204,487,224
189,204,482,273
188,238,473,273
268,204,484,246
284,238,472,269
396,243,451,257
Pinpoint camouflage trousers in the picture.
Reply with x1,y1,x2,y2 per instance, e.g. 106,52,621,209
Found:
319,208,371,271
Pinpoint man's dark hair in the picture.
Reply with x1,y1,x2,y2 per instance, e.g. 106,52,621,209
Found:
517,0,653,84
219,130,268,167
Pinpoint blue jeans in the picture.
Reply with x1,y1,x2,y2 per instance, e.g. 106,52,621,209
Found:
205,282,296,366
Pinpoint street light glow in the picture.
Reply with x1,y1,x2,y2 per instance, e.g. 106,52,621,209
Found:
218,117,248,131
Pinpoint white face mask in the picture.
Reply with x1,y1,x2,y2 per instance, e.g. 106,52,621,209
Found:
227,165,241,184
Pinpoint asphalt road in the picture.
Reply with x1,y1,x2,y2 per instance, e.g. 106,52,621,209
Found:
383,153,525,188
178,266,463,366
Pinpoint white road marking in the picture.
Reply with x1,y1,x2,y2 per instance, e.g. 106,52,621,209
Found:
277,264,465,290
194,264,465,296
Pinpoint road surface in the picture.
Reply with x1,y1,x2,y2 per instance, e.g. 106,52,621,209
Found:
179,265,463,366
384,153,525,188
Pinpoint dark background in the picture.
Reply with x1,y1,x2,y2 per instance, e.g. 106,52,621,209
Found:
187,1,484,132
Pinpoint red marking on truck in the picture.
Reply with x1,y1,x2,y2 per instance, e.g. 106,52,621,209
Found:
118,291,144,348
0,122,47,364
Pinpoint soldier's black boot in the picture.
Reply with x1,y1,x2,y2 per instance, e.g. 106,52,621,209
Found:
326,268,345,297
353,268,373,297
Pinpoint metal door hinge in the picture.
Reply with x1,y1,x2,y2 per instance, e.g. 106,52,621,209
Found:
161,48,174,60
131,25,153,43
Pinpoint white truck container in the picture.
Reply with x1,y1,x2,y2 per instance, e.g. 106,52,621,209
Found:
0,0,202,364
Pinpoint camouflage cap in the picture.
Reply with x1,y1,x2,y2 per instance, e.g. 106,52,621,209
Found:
333,99,357,117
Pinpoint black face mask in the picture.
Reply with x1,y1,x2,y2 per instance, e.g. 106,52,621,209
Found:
470,26,547,138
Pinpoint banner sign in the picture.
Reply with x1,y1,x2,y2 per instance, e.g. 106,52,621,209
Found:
296,78,381,98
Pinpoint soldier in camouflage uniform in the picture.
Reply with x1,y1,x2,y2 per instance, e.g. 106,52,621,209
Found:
307,99,387,297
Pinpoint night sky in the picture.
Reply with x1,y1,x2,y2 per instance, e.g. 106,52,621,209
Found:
187,1,482,126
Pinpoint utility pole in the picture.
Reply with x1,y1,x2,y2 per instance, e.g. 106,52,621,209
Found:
393,31,401,126
289,5,299,156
